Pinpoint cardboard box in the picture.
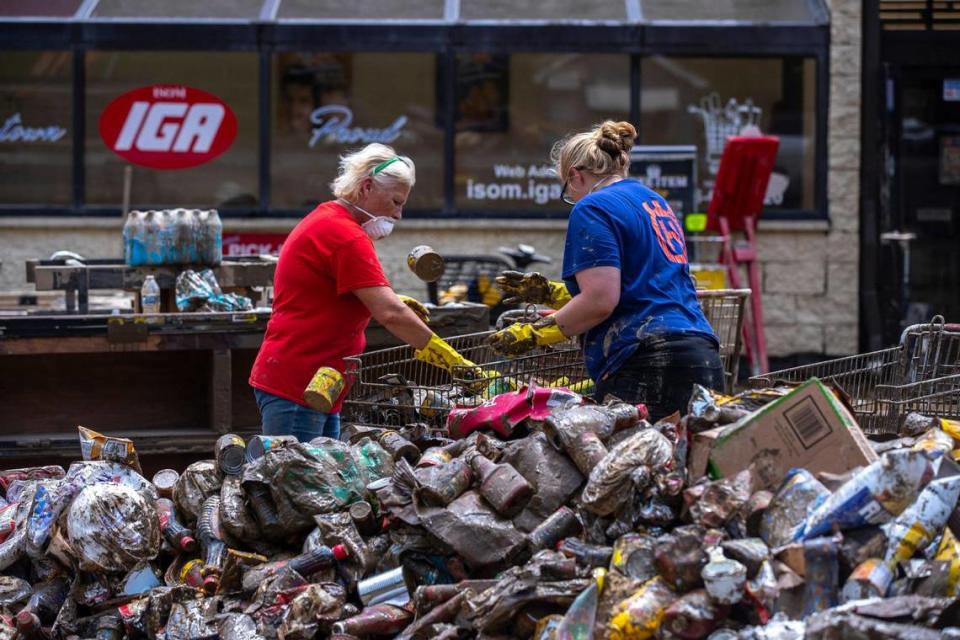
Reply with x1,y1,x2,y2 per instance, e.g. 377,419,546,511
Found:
687,425,725,483
707,378,878,490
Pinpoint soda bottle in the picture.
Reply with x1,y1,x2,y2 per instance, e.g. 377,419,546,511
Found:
14,575,69,639
241,544,348,592
141,274,160,313
156,498,196,553
197,496,227,594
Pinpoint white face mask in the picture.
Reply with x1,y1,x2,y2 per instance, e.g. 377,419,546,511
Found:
350,202,395,241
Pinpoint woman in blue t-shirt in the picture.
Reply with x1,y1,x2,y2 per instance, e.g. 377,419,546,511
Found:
488,120,724,420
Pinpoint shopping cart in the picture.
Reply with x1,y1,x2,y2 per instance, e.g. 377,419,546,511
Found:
342,289,751,427
341,332,587,428
749,316,960,434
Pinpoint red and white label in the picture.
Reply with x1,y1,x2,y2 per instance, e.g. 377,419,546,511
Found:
99,85,237,170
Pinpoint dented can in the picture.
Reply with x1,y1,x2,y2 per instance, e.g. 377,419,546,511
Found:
527,506,582,552
558,538,614,568
470,454,533,518
802,536,840,615
609,576,677,640
245,434,298,462
417,458,474,507
407,245,445,283
358,567,411,606
303,366,346,413
151,469,179,499
660,589,729,640
841,558,893,602
214,434,246,475
377,430,420,464
612,533,657,582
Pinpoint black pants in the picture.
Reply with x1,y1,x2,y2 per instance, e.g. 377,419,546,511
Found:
594,334,725,422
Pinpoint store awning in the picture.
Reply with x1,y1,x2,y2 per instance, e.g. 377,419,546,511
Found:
1,0,829,52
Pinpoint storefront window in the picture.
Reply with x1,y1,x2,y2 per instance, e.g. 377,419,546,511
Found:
271,52,443,210
640,56,817,211
0,50,73,206
85,51,258,208
455,53,630,212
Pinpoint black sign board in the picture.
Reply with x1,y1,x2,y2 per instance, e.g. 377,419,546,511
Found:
629,145,698,222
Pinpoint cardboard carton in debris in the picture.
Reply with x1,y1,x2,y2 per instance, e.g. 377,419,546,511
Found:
688,426,725,483
707,378,878,490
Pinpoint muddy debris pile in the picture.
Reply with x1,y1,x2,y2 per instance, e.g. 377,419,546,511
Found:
1,382,960,639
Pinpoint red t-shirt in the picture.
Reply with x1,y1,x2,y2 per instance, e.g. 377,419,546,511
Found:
249,201,389,411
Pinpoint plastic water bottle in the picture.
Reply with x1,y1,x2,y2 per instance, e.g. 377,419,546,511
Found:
141,275,160,313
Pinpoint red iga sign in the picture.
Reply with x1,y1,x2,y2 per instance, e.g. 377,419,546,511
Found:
98,85,237,170
223,233,288,258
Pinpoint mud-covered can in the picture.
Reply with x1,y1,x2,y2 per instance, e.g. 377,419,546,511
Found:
152,469,179,498
527,506,582,552
245,435,298,462
303,366,346,413
840,558,893,602
407,245,445,283
215,434,246,475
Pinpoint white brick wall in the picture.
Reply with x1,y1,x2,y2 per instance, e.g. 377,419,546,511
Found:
761,0,861,357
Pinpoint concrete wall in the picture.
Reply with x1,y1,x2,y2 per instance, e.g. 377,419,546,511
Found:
0,1,862,357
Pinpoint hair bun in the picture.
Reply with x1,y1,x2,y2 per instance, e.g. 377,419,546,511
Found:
597,121,637,157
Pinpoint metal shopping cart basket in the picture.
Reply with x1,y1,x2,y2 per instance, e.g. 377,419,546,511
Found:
342,289,750,428
749,316,960,435
342,332,587,428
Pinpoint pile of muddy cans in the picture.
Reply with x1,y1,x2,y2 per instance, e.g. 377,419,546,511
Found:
0,393,959,639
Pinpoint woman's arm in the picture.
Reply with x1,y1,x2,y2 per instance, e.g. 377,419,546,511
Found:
550,266,621,336
353,286,433,349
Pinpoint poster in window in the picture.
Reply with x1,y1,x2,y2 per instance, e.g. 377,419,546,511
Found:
450,53,509,132
940,135,960,185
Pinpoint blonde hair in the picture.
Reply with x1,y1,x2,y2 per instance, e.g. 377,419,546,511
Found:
330,143,416,201
550,120,637,182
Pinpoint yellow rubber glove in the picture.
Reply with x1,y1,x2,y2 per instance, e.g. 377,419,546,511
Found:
477,273,503,307
414,334,497,394
487,316,569,357
415,333,477,372
495,271,572,309
397,294,430,324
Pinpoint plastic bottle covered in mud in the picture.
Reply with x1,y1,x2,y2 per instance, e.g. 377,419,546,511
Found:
141,275,161,313
197,496,227,593
245,483,283,538
156,498,196,553
241,544,348,592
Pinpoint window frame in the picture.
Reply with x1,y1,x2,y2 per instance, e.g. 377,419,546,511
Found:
0,6,829,221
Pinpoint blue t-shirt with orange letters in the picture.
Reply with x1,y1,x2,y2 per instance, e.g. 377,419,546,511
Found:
562,178,717,382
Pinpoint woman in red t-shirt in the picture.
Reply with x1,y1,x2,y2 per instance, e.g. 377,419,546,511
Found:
249,143,479,442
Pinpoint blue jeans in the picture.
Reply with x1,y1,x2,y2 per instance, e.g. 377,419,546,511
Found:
253,389,341,442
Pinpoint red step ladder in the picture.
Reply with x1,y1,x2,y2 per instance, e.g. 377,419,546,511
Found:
705,135,780,375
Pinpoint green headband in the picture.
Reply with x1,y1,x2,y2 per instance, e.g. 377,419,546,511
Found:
371,156,408,176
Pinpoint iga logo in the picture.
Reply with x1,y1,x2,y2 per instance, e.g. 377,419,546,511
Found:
99,85,237,170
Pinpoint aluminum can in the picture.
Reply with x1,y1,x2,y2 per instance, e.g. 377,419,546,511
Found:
407,245,445,283
303,366,346,413
215,434,246,475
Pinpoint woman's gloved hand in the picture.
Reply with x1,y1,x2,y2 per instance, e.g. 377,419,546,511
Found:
397,294,430,324
487,316,569,357
414,334,497,393
495,271,572,309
